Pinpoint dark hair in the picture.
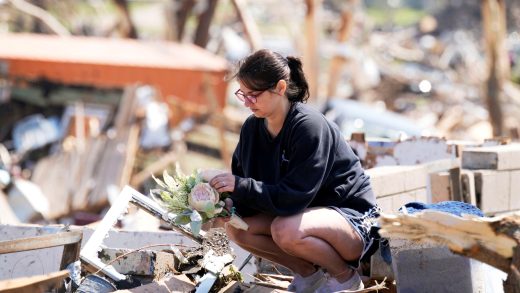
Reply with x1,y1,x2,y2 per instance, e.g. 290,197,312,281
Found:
233,49,309,103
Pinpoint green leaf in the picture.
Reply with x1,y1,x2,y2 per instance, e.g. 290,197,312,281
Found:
202,201,216,217
175,162,184,178
163,170,177,189
152,174,167,189
190,220,202,237
174,214,191,225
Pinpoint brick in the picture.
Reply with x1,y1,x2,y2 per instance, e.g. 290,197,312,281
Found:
367,165,426,198
474,170,510,215
510,170,520,211
429,172,451,203
462,144,520,170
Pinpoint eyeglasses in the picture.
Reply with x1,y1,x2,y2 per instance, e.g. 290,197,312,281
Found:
234,89,265,104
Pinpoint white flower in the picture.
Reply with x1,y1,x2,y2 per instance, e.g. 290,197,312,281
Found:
188,183,219,212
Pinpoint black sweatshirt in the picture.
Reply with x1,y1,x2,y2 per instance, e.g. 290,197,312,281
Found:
231,102,375,217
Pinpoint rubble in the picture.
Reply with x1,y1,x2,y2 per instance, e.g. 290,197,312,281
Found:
0,1,519,292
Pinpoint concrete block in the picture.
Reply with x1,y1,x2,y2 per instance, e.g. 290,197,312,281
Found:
429,172,451,203
390,241,485,293
370,248,394,280
392,137,457,165
462,144,520,170
461,171,476,206
414,188,428,204
391,189,422,212
376,196,393,213
367,165,427,198
422,158,460,174
510,170,520,211
99,248,174,278
474,170,510,215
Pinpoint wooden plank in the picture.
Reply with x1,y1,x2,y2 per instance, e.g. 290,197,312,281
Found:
0,270,68,293
0,231,82,254
448,167,462,202
114,85,139,132
72,137,107,210
31,154,71,219
0,191,20,224
202,74,231,166
59,238,82,270
119,123,140,188
130,151,177,187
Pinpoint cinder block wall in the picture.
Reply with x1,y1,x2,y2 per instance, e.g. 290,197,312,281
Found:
368,143,520,216
462,144,520,215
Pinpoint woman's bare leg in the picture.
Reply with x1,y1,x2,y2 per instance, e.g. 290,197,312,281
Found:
270,207,363,282
226,213,317,276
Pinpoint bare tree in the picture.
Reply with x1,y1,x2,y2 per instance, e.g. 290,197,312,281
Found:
194,0,218,48
482,0,509,136
112,0,138,38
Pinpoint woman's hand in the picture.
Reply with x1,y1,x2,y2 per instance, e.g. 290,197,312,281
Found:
209,173,236,193
211,198,234,228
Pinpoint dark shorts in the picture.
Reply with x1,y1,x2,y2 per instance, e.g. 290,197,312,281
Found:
329,205,381,269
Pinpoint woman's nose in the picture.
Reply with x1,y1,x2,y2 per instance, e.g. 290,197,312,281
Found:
243,98,253,107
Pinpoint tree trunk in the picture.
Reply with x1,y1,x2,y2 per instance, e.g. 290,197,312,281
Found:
194,0,218,48
304,0,321,104
113,0,138,39
481,0,509,136
175,0,196,41
326,0,358,99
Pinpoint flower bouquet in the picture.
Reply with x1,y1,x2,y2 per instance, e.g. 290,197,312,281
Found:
151,165,248,236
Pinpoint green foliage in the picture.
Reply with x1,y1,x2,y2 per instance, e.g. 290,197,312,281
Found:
151,166,225,237
152,168,205,215
367,7,427,27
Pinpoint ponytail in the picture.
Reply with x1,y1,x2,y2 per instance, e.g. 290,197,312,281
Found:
286,56,310,103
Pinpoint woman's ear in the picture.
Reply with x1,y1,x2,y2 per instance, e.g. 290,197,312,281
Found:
276,80,287,96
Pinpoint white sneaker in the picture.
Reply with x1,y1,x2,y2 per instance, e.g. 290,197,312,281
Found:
287,268,325,293
315,271,364,293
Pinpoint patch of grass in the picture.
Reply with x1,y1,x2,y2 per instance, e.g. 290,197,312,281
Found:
366,7,426,28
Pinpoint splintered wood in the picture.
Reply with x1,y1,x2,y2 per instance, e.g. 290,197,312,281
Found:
379,211,520,291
